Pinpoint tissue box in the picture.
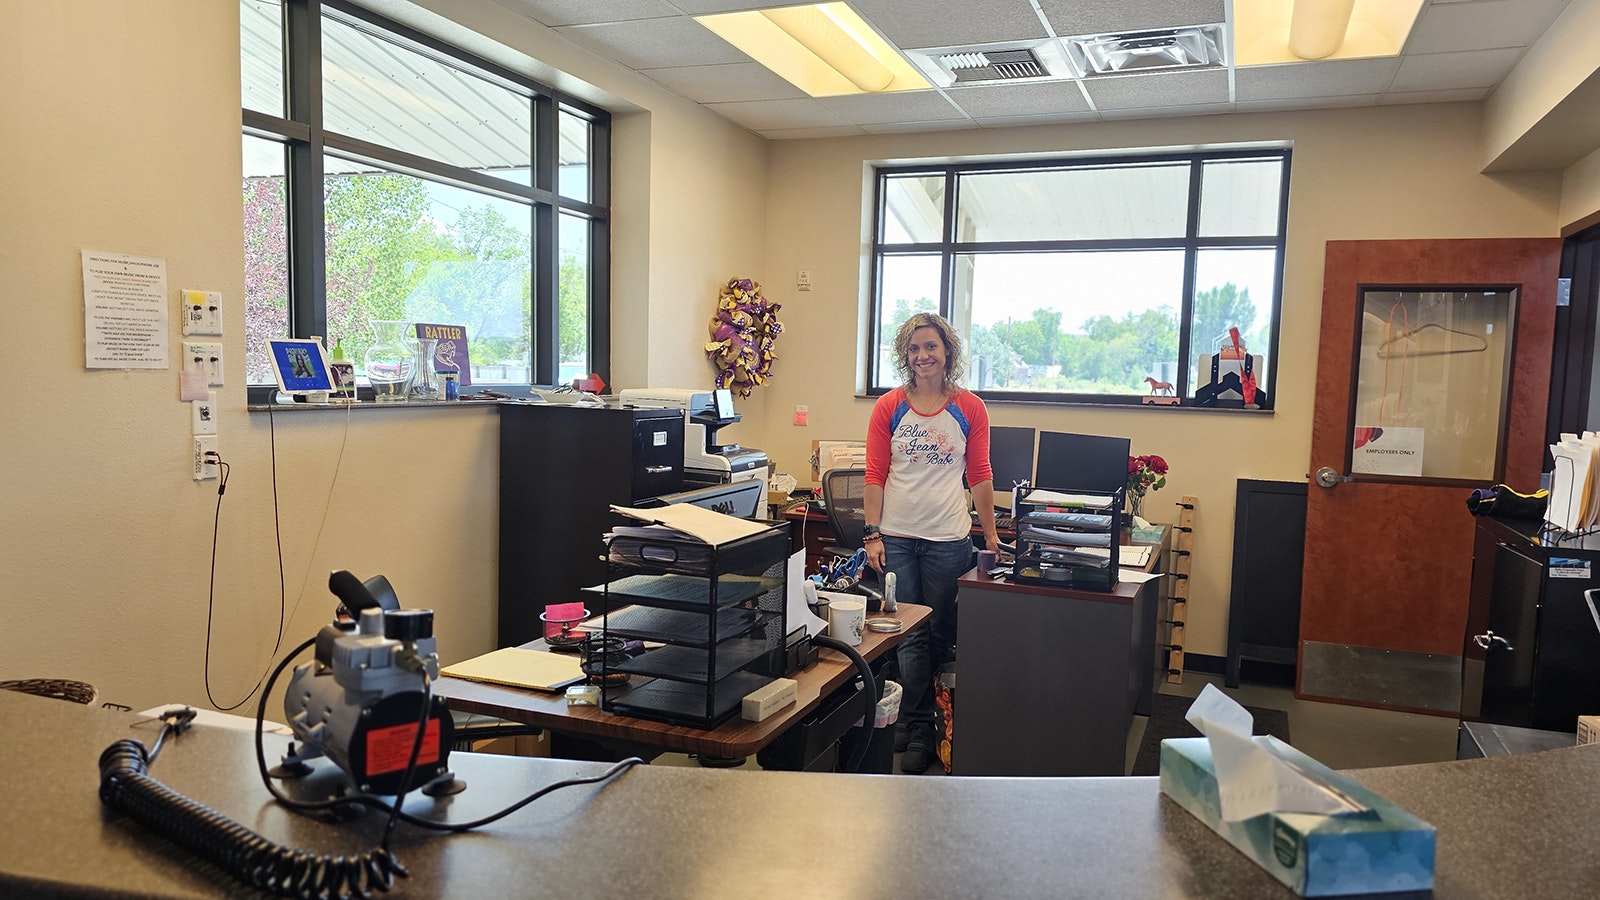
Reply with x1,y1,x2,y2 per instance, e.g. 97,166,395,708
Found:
1160,736,1435,896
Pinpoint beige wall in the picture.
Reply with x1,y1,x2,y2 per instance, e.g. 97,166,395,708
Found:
1562,145,1600,231
0,0,766,711
752,103,1561,659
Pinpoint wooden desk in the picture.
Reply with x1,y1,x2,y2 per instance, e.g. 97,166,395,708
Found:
436,604,929,763
784,505,1016,574
954,527,1171,777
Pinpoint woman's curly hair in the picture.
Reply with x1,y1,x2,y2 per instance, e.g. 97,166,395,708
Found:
892,312,965,395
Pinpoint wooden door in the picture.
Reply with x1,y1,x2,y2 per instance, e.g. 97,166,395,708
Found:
1298,239,1559,712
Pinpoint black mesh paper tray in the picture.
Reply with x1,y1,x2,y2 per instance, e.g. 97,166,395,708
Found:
591,573,776,611
605,670,771,728
600,605,773,647
613,639,772,682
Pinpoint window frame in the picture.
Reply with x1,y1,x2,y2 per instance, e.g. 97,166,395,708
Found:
242,0,610,403
867,147,1290,409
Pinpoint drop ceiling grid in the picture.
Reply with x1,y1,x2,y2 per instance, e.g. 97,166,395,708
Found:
550,18,746,70
1405,0,1573,54
850,0,1049,50
1233,58,1402,102
1083,69,1231,111
499,0,677,28
1036,0,1228,36
640,62,807,104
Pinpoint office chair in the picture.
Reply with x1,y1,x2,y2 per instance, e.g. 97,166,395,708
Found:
819,468,883,602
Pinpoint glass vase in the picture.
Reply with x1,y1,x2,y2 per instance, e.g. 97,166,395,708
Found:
364,319,414,402
1125,490,1144,527
409,336,439,401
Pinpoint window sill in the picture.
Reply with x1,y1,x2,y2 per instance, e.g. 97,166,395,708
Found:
246,398,503,413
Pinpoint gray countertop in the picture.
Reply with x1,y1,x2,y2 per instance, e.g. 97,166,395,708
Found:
2,690,1595,898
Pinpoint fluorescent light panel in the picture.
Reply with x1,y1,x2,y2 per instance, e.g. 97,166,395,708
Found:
695,2,930,97
1235,0,1426,66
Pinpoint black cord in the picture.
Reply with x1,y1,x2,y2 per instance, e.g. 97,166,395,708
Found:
812,634,881,773
203,450,284,712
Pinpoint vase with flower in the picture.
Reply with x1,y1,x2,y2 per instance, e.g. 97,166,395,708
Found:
1125,454,1169,526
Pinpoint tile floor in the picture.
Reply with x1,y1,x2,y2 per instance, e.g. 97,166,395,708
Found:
652,671,1463,775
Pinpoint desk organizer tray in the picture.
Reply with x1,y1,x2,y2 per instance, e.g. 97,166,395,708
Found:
594,604,772,647
1160,735,1435,896
607,671,772,728
600,522,788,727
1009,484,1122,591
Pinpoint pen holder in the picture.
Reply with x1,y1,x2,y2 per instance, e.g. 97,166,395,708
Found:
540,608,589,649
580,634,630,687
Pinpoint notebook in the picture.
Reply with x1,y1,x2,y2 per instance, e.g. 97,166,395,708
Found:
441,647,585,692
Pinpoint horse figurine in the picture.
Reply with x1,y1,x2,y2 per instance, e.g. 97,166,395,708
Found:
1144,376,1174,396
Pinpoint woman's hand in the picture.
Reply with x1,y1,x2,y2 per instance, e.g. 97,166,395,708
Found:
984,532,1001,555
864,537,886,572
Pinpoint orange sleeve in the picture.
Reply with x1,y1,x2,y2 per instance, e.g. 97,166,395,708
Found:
864,390,897,487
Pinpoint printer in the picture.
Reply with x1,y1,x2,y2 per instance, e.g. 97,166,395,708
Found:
618,387,769,505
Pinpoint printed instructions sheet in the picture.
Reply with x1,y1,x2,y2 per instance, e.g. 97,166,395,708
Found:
82,249,168,369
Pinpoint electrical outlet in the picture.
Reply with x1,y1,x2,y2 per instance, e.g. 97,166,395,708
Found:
180,289,223,336
191,391,218,436
193,435,220,480
182,342,224,387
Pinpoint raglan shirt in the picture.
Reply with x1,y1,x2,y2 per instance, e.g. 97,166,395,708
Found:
865,387,994,542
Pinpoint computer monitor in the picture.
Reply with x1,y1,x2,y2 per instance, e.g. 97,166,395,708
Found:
652,478,766,519
1035,431,1131,495
989,426,1037,492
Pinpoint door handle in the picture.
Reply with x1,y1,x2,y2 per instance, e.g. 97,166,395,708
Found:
1314,467,1353,489
644,465,674,474
1472,631,1513,651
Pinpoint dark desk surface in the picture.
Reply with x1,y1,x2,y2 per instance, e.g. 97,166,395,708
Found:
436,604,929,759
8,689,1600,899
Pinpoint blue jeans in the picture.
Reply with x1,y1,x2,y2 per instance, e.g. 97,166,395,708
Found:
883,535,973,746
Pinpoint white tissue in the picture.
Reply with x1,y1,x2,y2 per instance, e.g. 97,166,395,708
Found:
1184,684,1363,822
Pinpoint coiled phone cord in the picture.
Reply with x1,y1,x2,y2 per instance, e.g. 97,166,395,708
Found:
99,727,407,900
812,633,881,773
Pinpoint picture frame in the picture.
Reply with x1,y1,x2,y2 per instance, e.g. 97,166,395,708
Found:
267,338,335,397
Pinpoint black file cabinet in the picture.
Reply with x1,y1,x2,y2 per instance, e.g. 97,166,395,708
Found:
1461,518,1600,731
498,404,684,647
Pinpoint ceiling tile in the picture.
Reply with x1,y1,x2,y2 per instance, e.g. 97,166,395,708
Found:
1379,87,1492,105
1097,101,1232,120
495,0,679,28
862,119,982,134
704,97,853,131
820,90,965,125
851,0,1047,50
1084,69,1229,110
1235,94,1379,113
552,18,746,70
1406,0,1571,54
972,111,1102,128
641,62,807,104
757,125,869,140
1037,0,1227,36
1389,46,1525,92
1235,58,1400,102
667,0,799,13
943,79,1092,118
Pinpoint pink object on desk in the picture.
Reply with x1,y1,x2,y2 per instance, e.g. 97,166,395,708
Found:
542,602,588,643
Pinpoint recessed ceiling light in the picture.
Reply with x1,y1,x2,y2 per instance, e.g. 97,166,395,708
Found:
694,3,930,97
1235,0,1427,66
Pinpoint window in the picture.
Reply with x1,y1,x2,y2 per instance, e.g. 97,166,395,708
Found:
240,0,609,396
869,150,1289,407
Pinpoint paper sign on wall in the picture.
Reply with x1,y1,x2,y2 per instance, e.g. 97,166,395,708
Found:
1351,425,1424,477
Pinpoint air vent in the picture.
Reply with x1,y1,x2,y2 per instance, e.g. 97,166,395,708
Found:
1064,24,1226,77
906,40,1075,87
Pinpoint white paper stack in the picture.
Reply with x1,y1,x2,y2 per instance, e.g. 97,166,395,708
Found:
1547,432,1600,533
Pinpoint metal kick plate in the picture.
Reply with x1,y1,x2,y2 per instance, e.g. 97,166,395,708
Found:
1300,641,1462,713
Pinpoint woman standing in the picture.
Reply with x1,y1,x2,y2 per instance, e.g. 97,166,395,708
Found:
863,312,999,774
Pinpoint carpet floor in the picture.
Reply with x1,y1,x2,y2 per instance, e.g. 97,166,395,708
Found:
1130,692,1291,776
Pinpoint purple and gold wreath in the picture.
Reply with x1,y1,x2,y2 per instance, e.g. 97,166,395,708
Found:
705,276,782,398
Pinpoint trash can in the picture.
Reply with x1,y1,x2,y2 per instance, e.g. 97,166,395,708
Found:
840,679,901,774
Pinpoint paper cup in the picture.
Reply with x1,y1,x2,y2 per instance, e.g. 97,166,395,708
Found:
828,599,866,647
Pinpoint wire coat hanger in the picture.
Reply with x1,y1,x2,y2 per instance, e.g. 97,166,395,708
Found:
1376,322,1488,358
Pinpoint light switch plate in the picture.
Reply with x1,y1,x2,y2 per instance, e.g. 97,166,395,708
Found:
182,342,224,387
180,289,222,335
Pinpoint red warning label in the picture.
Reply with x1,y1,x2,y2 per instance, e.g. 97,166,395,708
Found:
365,719,441,776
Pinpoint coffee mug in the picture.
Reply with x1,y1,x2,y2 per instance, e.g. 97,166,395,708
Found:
828,599,866,647
977,549,998,573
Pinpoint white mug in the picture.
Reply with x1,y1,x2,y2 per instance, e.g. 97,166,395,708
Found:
828,599,866,647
